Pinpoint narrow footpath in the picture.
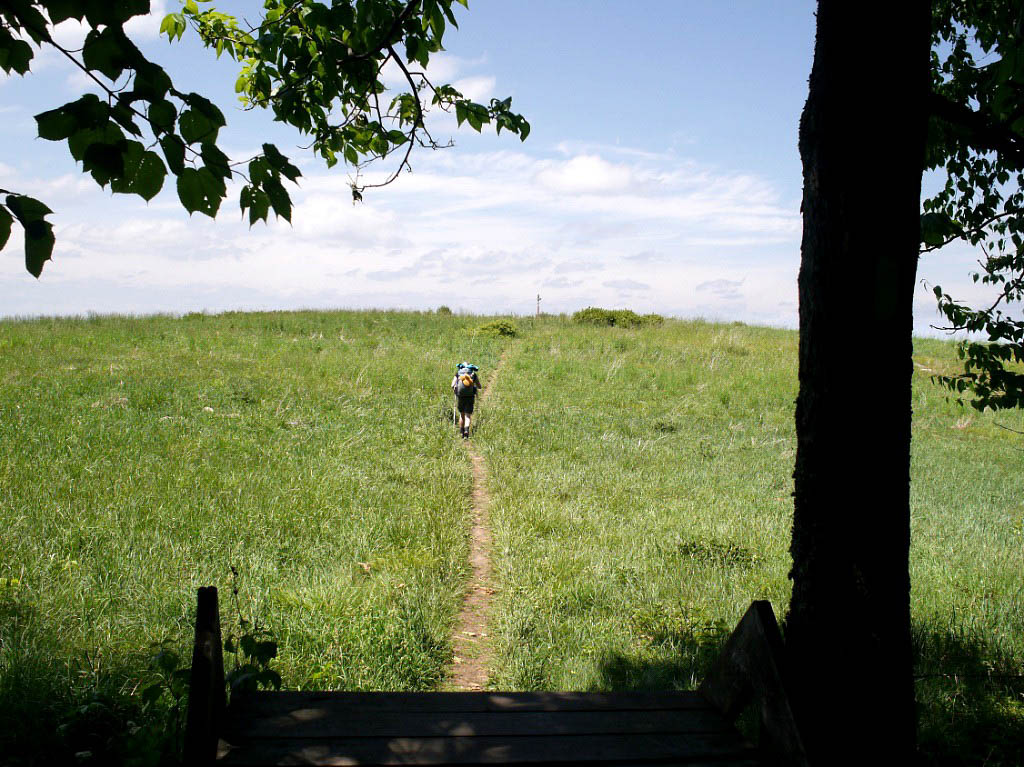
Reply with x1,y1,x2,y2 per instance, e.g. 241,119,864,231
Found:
448,355,506,691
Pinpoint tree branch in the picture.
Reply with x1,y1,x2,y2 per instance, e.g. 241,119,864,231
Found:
919,209,1016,253
355,43,421,193
929,90,1024,169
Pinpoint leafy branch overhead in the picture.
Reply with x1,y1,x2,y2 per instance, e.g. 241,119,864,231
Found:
0,0,529,276
923,0,1024,410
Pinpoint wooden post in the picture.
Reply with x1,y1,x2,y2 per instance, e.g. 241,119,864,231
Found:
184,586,226,765
699,601,808,766
536,294,541,317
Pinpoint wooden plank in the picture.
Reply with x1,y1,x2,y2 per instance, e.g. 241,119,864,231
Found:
223,708,732,740
217,731,757,765
184,586,226,766
219,754,760,767
698,601,808,767
227,691,711,716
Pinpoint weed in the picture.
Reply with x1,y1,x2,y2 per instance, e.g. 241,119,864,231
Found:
224,567,282,695
474,319,518,337
572,307,665,328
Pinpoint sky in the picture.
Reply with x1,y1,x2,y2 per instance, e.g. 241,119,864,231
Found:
0,1,997,334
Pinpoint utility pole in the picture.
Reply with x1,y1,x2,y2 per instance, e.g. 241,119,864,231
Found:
536,294,541,317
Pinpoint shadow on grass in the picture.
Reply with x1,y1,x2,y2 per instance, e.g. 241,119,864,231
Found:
589,615,1022,766
589,614,724,692
0,648,182,767
914,620,1024,766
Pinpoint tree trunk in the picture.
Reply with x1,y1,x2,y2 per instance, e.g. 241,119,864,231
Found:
787,3,931,763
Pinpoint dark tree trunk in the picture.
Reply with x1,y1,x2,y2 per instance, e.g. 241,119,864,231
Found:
787,3,931,763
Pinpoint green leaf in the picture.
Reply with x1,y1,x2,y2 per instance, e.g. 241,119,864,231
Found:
82,27,136,81
153,648,180,674
239,184,271,226
184,94,226,129
0,206,13,250
67,121,125,165
261,143,301,181
84,0,150,27
111,144,166,201
262,176,292,222
148,100,177,134
6,194,52,223
201,142,231,179
23,219,55,278
132,62,172,100
159,134,186,175
254,640,278,664
179,109,219,144
249,156,271,185
110,103,143,137
82,141,127,186
141,683,164,705
159,13,178,38
176,167,224,217
3,196,56,275
258,669,282,690
920,211,962,248
45,0,85,25
35,107,79,142
0,32,34,75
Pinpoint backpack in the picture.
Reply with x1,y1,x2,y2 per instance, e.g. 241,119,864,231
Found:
455,370,476,396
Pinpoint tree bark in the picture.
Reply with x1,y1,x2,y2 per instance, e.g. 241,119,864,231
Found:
787,3,931,763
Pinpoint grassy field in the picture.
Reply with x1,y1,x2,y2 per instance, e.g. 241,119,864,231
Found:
479,318,1024,764
0,310,510,763
0,310,1021,765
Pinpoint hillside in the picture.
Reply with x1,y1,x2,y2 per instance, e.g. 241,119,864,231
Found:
0,310,1021,764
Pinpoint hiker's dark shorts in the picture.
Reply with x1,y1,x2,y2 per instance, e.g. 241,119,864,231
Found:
456,395,475,414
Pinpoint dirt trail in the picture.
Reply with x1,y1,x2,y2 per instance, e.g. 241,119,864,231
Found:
448,355,506,691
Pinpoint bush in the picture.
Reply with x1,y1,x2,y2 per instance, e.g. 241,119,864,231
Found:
571,307,664,328
475,319,518,337
436,306,453,315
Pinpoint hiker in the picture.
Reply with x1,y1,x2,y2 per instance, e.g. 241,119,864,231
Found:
451,362,481,439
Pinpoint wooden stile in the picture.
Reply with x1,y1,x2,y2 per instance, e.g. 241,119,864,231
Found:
183,592,803,765
184,586,226,765
699,601,808,766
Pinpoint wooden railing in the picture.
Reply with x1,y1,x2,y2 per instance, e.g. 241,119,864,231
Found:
699,600,809,766
183,586,225,765
183,589,805,765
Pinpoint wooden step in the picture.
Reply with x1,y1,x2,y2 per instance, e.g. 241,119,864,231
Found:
216,690,760,766
185,593,804,766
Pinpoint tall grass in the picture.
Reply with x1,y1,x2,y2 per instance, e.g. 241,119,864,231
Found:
0,310,509,763
1,310,1020,764
479,318,1023,764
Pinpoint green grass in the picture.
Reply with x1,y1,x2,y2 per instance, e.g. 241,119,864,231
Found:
478,318,1024,764
480,320,798,691
0,310,510,763
0,310,1021,765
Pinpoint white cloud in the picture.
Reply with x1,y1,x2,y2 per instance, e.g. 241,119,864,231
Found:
535,154,634,194
2,138,810,324
124,0,168,40
452,75,495,102
604,279,650,292
696,277,745,301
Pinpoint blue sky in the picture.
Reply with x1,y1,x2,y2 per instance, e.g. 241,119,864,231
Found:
0,1,991,333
